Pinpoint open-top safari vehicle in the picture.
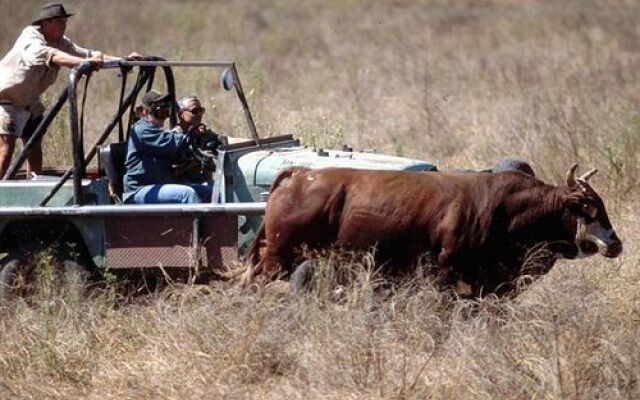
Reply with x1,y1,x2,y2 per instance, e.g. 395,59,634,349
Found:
0,58,436,297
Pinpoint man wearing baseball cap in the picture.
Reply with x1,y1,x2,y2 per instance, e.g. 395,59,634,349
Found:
0,2,142,178
123,90,212,204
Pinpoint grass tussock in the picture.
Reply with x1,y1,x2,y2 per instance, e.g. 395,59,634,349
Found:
1,0,640,398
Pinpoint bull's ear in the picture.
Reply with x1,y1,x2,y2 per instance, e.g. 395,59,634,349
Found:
564,191,584,208
566,163,579,187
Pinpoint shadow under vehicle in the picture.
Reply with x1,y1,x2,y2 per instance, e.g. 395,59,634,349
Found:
0,58,436,298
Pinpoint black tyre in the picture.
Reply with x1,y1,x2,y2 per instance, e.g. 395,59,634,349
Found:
0,255,30,301
288,259,318,297
0,251,89,302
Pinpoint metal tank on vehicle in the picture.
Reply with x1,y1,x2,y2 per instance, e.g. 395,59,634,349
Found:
227,143,437,252
232,145,436,202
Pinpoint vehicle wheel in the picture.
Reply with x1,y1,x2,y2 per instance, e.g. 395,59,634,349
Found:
288,259,318,297
0,251,89,303
0,255,31,301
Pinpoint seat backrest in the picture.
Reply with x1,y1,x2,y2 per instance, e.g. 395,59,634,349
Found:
98,142,127,202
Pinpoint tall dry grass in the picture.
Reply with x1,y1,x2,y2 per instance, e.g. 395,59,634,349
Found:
0,242,638,399
1,0,640,398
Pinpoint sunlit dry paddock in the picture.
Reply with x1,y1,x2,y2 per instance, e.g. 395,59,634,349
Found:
0,0,639,398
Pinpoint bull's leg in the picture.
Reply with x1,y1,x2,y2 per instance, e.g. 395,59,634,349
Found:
255,188,338,285
435,237,476,296
435,206,463,268
239,242,289,288
260,250,288,281
251,231,298,285
437,244,454,266
240,252,286,288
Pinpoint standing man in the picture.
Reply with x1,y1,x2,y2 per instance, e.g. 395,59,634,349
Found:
0,3,141,178
123,90,212,204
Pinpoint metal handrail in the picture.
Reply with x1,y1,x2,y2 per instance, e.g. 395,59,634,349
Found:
0,202,266,217
69,59,182,205
109,60,234,68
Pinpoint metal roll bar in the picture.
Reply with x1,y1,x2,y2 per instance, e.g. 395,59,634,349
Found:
32,57,261,206
38,66,154,206
1,58,262,206
58,57,260,206
107,59,260,145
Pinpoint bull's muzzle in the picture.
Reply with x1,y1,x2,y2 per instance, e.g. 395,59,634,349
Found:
578,220,623,259
587,233,622,258
604,236,623,258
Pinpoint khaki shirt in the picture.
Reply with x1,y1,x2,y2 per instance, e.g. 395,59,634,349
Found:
0,25,94,114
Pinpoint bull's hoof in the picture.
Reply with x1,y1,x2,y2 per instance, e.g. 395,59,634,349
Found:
288,259,318,297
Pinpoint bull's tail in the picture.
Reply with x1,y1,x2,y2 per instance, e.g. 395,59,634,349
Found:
238,223,263,288
246,222,266,267
240,166,307,287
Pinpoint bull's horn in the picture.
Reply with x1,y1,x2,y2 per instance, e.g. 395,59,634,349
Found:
577,168,598,195
566,163,579,187
579,168,598,181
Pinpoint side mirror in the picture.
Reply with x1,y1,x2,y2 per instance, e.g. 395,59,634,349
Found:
220,67,235,91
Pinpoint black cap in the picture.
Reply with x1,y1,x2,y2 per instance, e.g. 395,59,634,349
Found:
141,90,173,109
32,3,74,25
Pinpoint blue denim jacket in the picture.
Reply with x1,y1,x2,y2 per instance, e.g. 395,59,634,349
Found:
123,119,190,198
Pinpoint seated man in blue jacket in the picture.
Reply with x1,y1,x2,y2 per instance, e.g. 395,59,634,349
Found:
123,90,211,204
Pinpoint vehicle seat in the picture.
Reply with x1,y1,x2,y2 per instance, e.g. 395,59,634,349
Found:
98,142,127,203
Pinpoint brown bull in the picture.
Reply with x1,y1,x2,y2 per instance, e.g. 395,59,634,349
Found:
244,164,622,295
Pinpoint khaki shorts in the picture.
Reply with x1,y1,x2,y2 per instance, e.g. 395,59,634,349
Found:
0,104,31,137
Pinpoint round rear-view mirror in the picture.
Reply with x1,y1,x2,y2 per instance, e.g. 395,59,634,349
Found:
220,67,235,91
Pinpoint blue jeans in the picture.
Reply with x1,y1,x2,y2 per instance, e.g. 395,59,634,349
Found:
124,183,212,204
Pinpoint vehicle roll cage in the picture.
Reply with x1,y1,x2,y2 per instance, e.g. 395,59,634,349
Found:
2,57,261,207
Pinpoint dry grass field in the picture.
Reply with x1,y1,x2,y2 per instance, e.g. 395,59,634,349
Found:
1,0,640,398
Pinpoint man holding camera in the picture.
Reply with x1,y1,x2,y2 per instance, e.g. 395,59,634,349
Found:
171,95,227,183
173,95,228,176
123,90,212,204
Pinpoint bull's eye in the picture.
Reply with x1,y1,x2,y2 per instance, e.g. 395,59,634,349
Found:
582,202,598,219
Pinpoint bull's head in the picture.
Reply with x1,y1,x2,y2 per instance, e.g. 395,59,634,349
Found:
564,164,622,259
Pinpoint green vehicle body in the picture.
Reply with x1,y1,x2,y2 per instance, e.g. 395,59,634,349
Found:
0,59,435,277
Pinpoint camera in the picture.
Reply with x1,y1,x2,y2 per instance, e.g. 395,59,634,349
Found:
188,124,223,153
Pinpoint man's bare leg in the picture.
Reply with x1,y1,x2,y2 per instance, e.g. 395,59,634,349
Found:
0,135,16,179
23,139,43,177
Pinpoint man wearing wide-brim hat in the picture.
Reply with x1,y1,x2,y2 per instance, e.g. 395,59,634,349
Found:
0,2,142,178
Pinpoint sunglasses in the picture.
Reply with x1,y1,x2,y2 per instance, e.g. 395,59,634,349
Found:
185,106,205,116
